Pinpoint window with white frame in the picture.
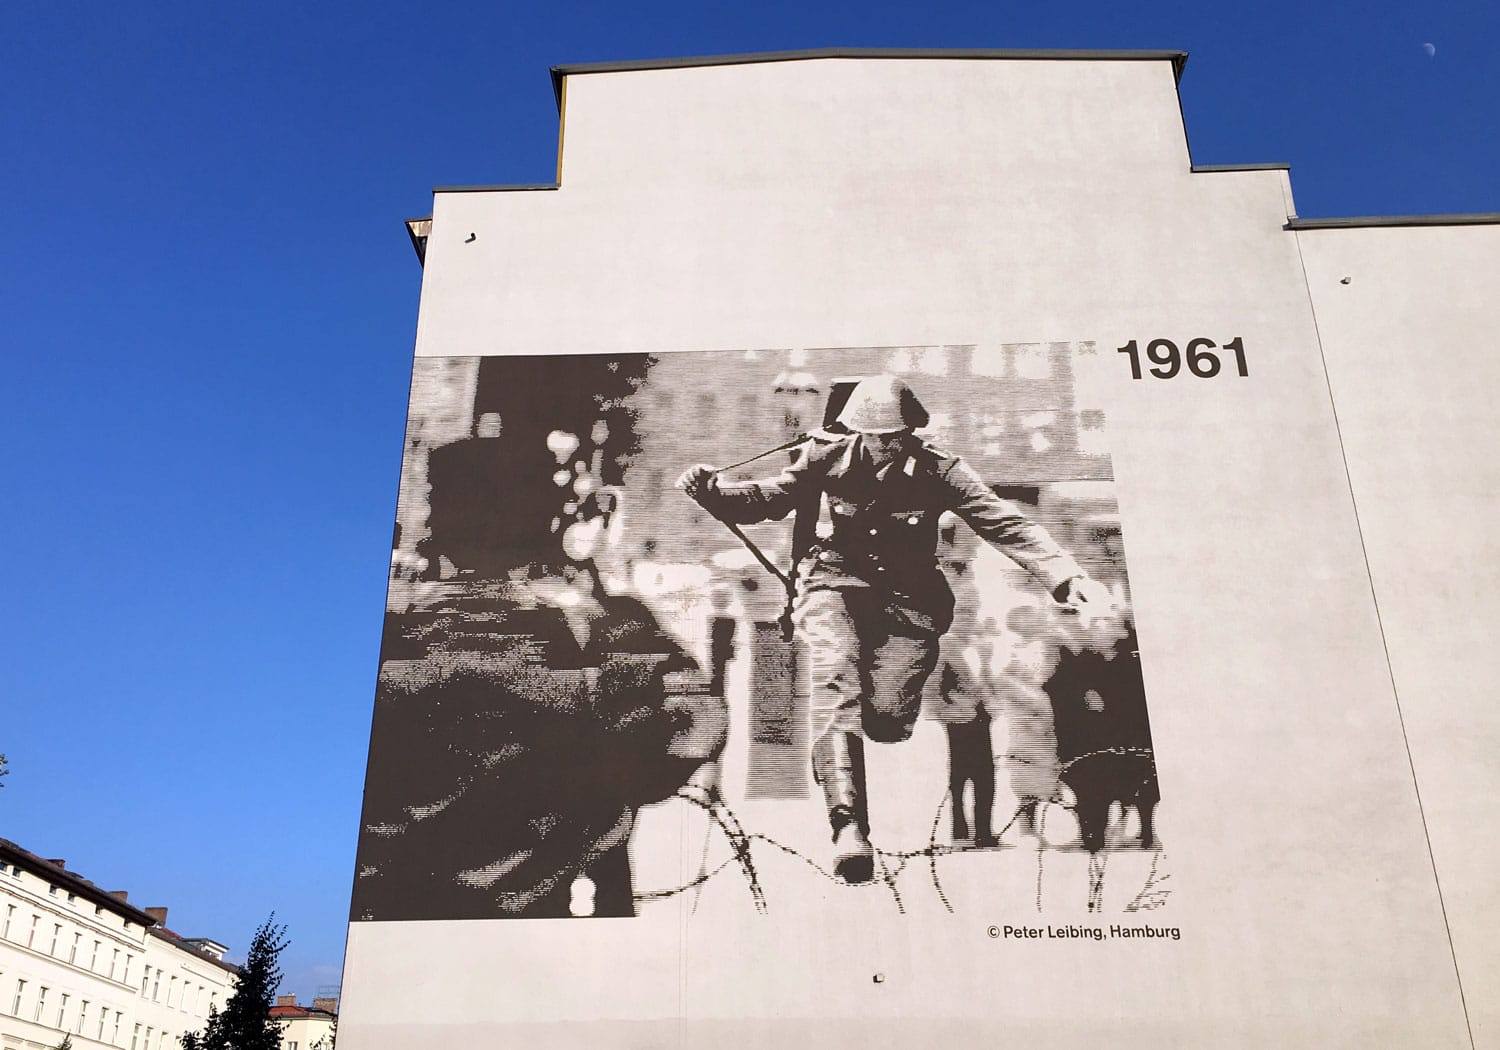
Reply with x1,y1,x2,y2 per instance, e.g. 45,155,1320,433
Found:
57,991,69,1028
11,978,25,1016
33,985,47,1023
78,999,90,1033
50,923,61,955
70,931,81,964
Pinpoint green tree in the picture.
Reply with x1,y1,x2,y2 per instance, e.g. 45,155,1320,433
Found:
54,1035,73,1050
181,916,288,1050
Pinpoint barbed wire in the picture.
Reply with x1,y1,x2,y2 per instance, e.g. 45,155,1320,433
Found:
633,745,1169,915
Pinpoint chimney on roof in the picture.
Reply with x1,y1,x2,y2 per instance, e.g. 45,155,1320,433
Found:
312,998,338,1014
144,907,168,925
276,995,298,1008
111,891,129,903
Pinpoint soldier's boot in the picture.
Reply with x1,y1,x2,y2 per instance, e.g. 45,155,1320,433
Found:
814,731,874,885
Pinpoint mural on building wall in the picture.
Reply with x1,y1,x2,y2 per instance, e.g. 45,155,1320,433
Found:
352,344,1167,922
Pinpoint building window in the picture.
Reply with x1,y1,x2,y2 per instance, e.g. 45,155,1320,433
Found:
168,976,177,1007
111,947,120,980
11,978,25,1016
50,923,61,955
152,972,160,1001
123,954,133,983
57,991,68,1028
48,884,58,896
98,1003,108,1039
3,904,12,938
33,986,47,1023
78,1000,89,1033
92,940,101,970
114,1010,122,1043
28,913,39,947
67,892,77,905
70,931,80,964
142,965,150,996
131,1023,140,1050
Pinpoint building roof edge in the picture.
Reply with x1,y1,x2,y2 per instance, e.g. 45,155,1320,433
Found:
0,839,159,928
1286,213,1500,230
432,184,560,193
1192,162,1291,172
548,47,1190,107
147,926,242,974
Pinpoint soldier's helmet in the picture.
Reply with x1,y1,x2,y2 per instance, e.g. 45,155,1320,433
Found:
836,374,930,433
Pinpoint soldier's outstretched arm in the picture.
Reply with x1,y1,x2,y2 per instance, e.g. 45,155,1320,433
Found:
941,458,1086,596
676,445,820,524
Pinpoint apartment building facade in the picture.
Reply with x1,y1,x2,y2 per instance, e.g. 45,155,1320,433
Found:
0,840,236,1050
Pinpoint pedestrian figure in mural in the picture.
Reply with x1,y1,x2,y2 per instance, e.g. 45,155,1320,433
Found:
930,552,1001,848
1046,610,1158,853
678,374,1108,884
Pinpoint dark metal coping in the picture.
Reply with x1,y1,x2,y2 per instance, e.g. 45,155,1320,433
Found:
1192,163,1290,172
1287,213,1500,230
431,183,560,194
549,48,1190,107
0,838,160,929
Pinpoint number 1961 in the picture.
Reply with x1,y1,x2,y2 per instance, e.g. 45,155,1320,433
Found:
1117,337,1248,379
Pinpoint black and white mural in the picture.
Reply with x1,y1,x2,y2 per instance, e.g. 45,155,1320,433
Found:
352,344,1166,922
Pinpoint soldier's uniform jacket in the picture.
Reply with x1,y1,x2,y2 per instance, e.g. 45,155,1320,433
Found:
705,432,1083,634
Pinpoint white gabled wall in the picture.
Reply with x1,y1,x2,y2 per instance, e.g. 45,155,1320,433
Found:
343,54,1493,1050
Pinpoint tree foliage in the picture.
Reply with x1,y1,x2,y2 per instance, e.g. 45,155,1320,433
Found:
181,916,288,1050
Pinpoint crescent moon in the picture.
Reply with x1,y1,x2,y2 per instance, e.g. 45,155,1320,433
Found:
1423,42,1436,56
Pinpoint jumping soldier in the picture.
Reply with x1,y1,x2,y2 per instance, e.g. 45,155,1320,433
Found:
678,374,1107,884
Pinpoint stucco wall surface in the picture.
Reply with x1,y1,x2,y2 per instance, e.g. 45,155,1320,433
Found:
340,57,1481,1049
1300,222,1500,1048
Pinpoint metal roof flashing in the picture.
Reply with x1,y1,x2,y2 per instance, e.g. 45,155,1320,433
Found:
1287,213,1500,230
547,47,1190,109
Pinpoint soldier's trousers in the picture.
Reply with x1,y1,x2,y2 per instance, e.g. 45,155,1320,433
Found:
794,588,941,829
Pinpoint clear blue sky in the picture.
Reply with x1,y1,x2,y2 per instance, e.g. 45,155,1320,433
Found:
2,0,1495,1003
